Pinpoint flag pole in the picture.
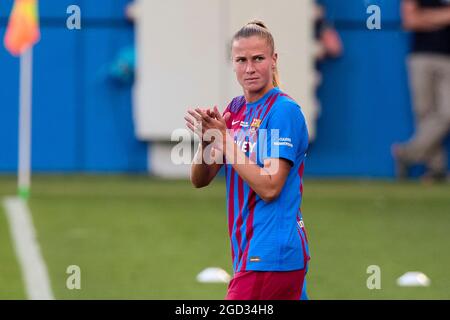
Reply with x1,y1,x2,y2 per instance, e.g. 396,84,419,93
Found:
18,47,33,201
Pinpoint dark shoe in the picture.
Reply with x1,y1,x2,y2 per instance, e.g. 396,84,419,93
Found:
391,144,408,180
421,171,447,184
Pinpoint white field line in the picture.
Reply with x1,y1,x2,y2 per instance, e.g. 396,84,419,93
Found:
3,197,54,300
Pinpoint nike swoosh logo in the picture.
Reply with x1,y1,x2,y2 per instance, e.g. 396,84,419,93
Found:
232,120,240,125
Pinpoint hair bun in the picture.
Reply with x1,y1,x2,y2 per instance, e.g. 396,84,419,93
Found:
246,20,268,29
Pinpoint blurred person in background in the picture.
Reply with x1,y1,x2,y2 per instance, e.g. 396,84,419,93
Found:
392,0,450,183
105,1,139,85
125,0,139,21
314,4,343,61
310,3,343,147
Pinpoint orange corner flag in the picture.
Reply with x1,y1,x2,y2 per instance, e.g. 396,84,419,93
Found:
4,0,40,56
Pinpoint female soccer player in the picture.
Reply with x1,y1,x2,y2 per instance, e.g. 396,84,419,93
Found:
184,20,310,300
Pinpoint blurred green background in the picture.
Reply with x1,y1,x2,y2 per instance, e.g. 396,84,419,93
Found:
1,175,449,299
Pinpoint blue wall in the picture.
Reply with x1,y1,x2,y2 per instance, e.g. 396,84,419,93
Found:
0,0,448,176
0,0,148,173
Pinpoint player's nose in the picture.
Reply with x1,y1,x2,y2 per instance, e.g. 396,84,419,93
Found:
245,61,256,73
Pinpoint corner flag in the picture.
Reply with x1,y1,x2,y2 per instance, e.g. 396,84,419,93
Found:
4,0,40,56
4,0,40,200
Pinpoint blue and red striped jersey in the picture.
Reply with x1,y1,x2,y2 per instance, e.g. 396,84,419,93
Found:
223,86,310,272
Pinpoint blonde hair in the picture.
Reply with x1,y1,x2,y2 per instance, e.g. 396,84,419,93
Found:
232,20,280,88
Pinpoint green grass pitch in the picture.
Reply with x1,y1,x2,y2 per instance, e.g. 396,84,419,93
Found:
0,175,449,299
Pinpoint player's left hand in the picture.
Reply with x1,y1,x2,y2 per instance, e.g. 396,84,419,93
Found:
186,106,230,150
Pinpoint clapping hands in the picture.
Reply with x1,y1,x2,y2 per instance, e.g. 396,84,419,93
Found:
184,106,231,150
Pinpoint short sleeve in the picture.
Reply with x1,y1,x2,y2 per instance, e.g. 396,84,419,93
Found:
223,96,245,129
261,102,309,165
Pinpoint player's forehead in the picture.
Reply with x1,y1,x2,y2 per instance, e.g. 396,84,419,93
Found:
231,36,271,57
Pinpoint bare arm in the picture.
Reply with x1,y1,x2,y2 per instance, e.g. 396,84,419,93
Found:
195,107,291,202
185,108,226,188
190,141,223,188
221,131,291,203
186,106,292,201
402,0,450,31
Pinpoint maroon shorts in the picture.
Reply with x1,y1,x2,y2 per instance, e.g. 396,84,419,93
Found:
225,269,306,300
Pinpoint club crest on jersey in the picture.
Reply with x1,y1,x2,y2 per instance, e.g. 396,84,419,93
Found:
250,118,261,132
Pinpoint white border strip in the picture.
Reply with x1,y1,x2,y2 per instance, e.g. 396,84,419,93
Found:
3,197,54,300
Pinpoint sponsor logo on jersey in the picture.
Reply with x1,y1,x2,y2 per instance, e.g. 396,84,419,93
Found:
232,120,249,127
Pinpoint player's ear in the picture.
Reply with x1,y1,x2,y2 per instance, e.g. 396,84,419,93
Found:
272,52,278,68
